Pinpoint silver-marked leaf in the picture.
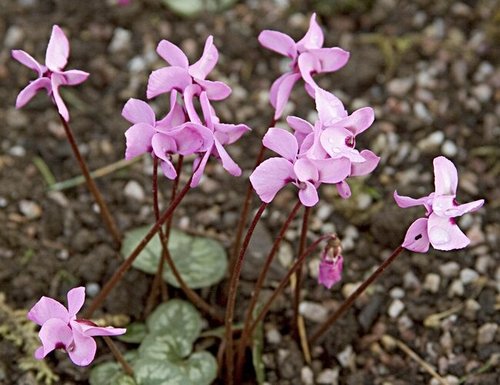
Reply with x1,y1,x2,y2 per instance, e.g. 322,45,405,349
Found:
181,351,217,385
162,0,236,17
89,362,137,385
121,226,227,289
134,358,185,385
138,333,192,362
118,322,147,344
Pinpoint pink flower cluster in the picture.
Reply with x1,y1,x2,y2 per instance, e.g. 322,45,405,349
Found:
250,16,379,207
123,36,250,187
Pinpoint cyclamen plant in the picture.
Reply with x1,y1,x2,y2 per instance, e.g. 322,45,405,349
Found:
13,14,484,385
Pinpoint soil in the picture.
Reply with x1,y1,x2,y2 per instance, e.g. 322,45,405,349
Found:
0,0,499,384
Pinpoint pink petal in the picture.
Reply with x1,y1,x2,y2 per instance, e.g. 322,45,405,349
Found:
122,98,156,126
336,180,351,199
214,139,241,176
156,91,186,129
294,157,318,182
189,35,218,80
195,79,232,101
72,320,126,337
351,150,380,176
125,123,155,159
199,90,216,127
313,158,351,183
320,127,365,162
315,88,347,126
172,123,213,155
298,180,319,207
402,217,430,253
445,199,484,217
258,30,297,59
393,191,431,209
63,70,89,86
307,47,350,72
15,77,51,109
51,75,69,122
318,255,343,289
156,39,189,68
297,52,319,88
433,156,458,196
28,297,69,325
262,127,298,162
250,157,295,203
427,213,470,251
45,25,69,71
296,13,324,51
341,107,374,136
12,50,44,76
191,148,212,187
36,318,73,359
161,159,177,180
183,84,203,124
152,133,177,161
67,287,85,319
214,123,250,145
67,328,97,366
269,72,301,120
147,66,192,99
287,116,314,135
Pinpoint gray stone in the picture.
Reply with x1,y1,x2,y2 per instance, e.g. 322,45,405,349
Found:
19,200,42,219
477,323,497,345
124,180,145,201
460,268,479,284
423,273,441,293
317,368,339,385
440,262,460,277
299,301,328,323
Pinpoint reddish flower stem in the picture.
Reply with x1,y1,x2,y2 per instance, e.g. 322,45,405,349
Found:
83,178,192,319
102,336,133,376
57,113,122,247
309,245,405,344
224,203,268,385
235,201,301,380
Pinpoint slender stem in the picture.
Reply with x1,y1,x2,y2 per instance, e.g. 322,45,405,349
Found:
83,179,192,319
57,113,122,247
224,203,267,385
247,235,331,338
292,206,311,332
309,245,405,344
102,336,133,376
235,201,301,379
229,116,276,271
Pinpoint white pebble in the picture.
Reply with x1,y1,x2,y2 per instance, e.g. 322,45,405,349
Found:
448,279,464,297
441,140,458,157
423,273,441,293
439,262,460,277
19,200,42,219
301,367,314,385
477,323,498,345
124,180,145,201
317,368,339,385
336,345,355,368
460,268,479,284
109,28,132,53
299,301,328,323
388,299,405,318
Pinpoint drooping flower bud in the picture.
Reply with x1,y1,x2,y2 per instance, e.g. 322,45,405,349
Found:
318,235,343,289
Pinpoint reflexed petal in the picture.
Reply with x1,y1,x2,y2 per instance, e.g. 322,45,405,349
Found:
12,50,44,75
121,98,156,125
341,107,375,136
28,297,69,325
147,66,191,99
214,139,241,176
258,30,297,58
393,191,430,209
296,13,324,51
307,47,349,72
191,149,212,187
433,156,458,196
156,39,189,68
67,328,97,366
313,158,350,183
315,88,347,126
45,25,70,71
298,180,319,207
125,123,155,159
297,52,319,88
214,123,250,145
151,133,177,161
402,218,430,253
336,180,351,199
269,72,301,119
262,127,298,162
51,76,69,121
172,123,213,155
183,84,203,124
427,213,470,251
250,157,295,203
195,79,232,100
351,150,380,176
161,159,177,180
199,91,215,128
36,318,73,359
445,199,484,217
156,91,186,129
15,77,51,109
189,35,218,80
67,287,85,319
294,157,319,182
63,70,89,86
287,116,314,134
72,320,126,337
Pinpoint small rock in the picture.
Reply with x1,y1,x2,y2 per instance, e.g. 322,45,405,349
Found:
472,84,492,103
317,368,339,385
299,301,328,323
277,242,293,268
124,180,145,201
0,197,8,208
448,279,464,297
460,268,479,284
336,345,355,369
9,145,26,157
19,200,42,219
464,299,480,320
342,282,361,299
417,131,444,151
423,273,441,293
387,77,413,96
439,262,460,277
441,140,458,157
266,328,282,344
85,282,100,297
301,367,314,385
308,258,320,279
57,249,69,261
388,299,405,318
389,287,405,299
475,255,491,274
356,193,372,210
4,25,24,48
108,28,132,53
414,101,432,123
477,323,497,345
403,271,421,290
316,204,332,221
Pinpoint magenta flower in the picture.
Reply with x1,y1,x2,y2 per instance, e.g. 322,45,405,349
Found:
250,127,350,206
27,287,125,366
317,236,343,289
395,156,484,252
12,25,89,122
259,13,350,119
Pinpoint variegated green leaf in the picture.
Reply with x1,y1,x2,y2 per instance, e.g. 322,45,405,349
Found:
133,359,185,385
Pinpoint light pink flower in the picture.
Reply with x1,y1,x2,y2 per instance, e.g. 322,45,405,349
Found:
395,156,484,252
259,13,350,119
27,287,125,366
12,25,89,122
250,127,349,206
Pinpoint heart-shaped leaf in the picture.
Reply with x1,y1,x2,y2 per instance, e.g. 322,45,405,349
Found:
121,226,227,289
146,300,202,341
89,362,137,385
180,351,217,384
161,0,237,17
118,322,147,344
134,359,185,385
138,333,192,362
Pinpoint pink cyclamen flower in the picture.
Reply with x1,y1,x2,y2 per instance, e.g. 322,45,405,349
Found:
27,287,125,366
12,25,89,122
250,127,350,206
318,236,343,289
395,156,484,252
259,13,350,119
